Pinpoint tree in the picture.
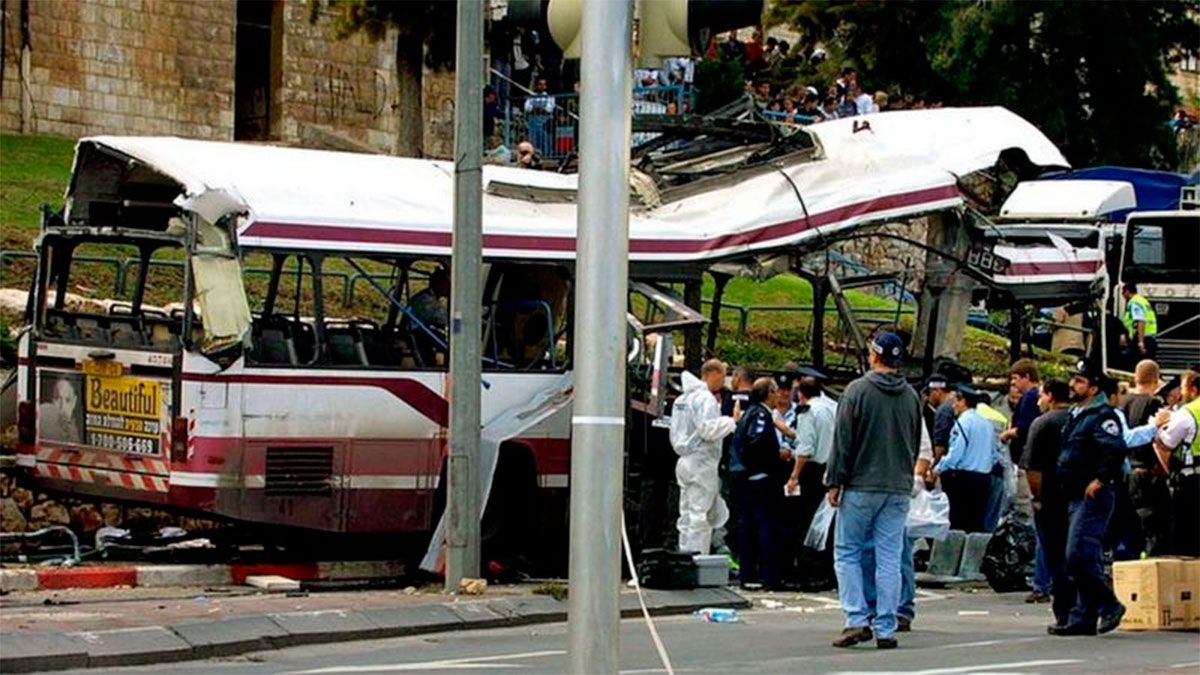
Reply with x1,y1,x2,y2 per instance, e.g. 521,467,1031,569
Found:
310,0,456,157
767,0,1200,169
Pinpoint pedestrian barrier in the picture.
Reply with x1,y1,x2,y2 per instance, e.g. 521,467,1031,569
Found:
957,532,994,582
923,529,966,580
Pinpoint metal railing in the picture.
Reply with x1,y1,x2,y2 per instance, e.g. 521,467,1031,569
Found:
700,297,914,337
498,84,696,160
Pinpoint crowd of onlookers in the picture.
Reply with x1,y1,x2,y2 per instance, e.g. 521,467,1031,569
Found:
669,319,1199,648
487,25,949,164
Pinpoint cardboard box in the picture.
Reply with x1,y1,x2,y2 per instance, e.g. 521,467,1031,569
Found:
1113,558,1200,631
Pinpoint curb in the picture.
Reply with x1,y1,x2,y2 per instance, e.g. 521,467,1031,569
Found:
0,587,749,673
0,560,408,593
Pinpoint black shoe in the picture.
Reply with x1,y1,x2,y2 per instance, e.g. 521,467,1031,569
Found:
1098,604,1126,634
832,626,874,648
1048,623,1097,636
896,616,912,633
876,637,898,649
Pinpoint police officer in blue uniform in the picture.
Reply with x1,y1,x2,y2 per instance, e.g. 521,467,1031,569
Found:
1049,359,1128,636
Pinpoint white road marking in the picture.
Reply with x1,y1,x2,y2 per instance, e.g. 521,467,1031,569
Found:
908,658,1084,674
939,637,1044,650
835,660,1086,675
1170,662,1200,669
289,650,566,673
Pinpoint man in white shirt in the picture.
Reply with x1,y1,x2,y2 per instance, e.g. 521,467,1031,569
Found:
1153,368,1200,556
785,373,837,589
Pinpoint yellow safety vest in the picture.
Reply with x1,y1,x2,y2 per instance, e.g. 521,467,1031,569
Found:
1123,294,1158,337
1176,397,1200,462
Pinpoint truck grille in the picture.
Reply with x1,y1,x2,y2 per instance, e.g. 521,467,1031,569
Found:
265,447,334,496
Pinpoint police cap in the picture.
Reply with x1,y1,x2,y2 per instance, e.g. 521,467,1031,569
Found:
1070,358,1108,387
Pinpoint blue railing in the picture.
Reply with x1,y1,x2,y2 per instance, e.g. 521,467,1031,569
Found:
499,84,696,161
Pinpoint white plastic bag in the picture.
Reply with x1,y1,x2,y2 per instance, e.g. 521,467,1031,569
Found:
804,499,836,551
906,488,951,541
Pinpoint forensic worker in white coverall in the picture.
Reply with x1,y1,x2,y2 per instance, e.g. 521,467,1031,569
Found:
671,359,738,554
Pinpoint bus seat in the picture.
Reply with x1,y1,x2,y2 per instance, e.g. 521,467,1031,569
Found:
292,321,315,364
109,318,144,348
325,325,365,366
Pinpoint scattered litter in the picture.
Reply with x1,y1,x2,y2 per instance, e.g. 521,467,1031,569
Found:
42,598,80,606
957,610,990,616
694,607,740,623
458,577,488,595
245,575,301,591
760,599,784,609
403,586,417,595
193,595,208,602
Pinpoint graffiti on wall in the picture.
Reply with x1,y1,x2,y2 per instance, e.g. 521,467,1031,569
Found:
313,62,390,123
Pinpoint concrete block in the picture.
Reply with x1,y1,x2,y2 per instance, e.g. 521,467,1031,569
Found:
245,575,301,591
0,569,39,592
359,603,464,635
71,626,194,668
316,560,406,580
958,532,993,582
136,564,232,588
0,632,90,673
269,609,379,646
169,616,288,658
926,529,967,578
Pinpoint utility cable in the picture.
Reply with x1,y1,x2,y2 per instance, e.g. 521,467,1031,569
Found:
620,514,676,675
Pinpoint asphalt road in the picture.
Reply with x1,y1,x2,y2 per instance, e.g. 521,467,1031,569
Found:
59,590,1199,674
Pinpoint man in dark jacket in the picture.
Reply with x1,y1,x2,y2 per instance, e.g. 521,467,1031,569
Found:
826,332,922,650
1049,359,1128,636
732,377,792,590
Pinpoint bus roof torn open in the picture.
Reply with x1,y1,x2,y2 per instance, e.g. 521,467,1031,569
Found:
62,107,1070,272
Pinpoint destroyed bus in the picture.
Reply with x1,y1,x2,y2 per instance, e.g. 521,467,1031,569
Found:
11,107,1079,572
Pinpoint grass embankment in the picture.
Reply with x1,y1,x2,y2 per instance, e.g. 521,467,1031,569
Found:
0,133,1058,378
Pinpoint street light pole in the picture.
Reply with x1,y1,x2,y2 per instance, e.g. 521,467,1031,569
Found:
567,0,633,672
445,0,483,593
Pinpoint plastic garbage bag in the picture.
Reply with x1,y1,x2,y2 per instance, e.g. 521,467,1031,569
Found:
804,500,836,551
906,488,951,541
980,517,1036,593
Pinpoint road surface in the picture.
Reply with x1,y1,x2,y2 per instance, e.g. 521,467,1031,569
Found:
58,589,1200,674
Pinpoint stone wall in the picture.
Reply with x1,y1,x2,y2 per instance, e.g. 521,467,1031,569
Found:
278,1,402,153
0,0,447,156
0,0,236,140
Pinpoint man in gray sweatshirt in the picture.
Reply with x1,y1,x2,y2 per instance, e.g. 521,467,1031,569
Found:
826,331,923,650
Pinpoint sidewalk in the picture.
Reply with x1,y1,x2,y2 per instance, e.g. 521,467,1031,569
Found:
0,583,749,672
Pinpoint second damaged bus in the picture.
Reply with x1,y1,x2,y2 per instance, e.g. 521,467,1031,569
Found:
12,108,1072,570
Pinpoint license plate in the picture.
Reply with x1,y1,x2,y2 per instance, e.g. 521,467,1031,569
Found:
82,360,123,378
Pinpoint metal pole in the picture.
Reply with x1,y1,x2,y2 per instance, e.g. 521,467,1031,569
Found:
445,0,483,593
567,0,633,672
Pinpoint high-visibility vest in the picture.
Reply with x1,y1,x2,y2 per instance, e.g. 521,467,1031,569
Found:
1123,294,1158,337
1175,397,1200,463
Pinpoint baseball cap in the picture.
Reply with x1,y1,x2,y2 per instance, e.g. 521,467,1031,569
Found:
1156,374,1181,400
924,374,949,391
870,331,905,367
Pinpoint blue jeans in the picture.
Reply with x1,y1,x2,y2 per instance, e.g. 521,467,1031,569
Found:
863,533,917,622
1034,503,1075,626
834,490,910,639
1066,488,1121,626
1033,521,1052,595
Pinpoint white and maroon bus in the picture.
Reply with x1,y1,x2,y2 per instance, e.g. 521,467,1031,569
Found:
12,108,1076,567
